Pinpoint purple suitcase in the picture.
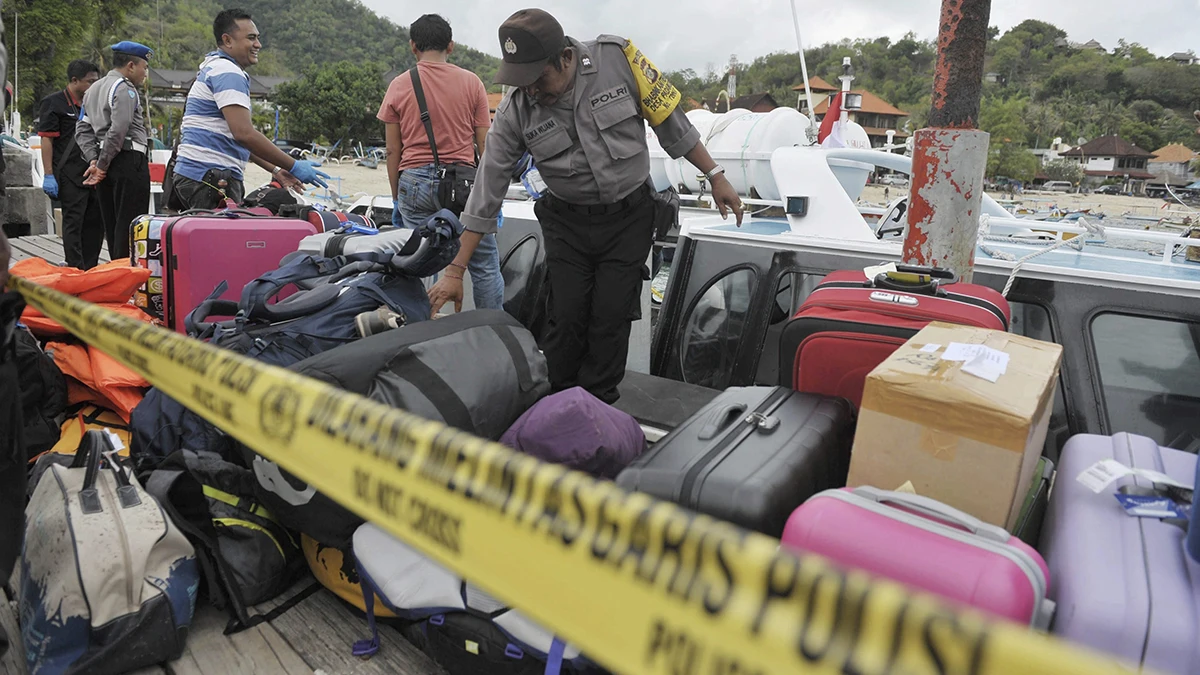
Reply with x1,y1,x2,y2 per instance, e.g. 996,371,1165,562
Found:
500,387,647,479
1042,432,1200,674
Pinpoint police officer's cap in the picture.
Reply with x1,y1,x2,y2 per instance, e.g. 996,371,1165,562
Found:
494,9,564,87
110,41,154,61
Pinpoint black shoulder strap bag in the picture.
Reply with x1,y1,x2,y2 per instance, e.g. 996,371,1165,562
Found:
409,65,475,217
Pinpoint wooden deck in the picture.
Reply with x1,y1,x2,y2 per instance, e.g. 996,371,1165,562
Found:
3,233,446,675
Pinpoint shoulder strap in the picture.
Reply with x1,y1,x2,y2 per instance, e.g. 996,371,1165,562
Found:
409,66,440,168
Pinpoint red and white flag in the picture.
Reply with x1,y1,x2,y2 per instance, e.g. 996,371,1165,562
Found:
819,91,845,148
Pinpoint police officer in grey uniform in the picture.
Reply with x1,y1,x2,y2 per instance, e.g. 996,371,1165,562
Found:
75,41,153,260
429,8,742,404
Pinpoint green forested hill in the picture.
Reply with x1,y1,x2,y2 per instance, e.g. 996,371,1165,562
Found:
4,1,1197,176
667,20,1200,179
3,0,499,112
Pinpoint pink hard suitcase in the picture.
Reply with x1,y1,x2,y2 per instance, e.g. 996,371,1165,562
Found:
781,486,1054,628
160,209,317,332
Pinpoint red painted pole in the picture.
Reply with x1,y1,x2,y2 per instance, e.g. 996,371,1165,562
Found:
901,0,993,282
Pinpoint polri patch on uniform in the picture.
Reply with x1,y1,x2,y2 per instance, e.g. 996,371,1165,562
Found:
129,90,137,99
524,118,559,143
590,84,631,109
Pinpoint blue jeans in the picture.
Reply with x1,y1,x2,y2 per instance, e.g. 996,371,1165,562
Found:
396,164,504,310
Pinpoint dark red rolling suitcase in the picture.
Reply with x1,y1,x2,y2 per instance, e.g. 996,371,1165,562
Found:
780,265,1010,407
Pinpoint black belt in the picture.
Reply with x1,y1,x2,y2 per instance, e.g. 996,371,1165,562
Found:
543,184,650,216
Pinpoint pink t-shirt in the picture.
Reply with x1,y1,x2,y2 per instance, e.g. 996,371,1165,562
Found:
377,61,490,171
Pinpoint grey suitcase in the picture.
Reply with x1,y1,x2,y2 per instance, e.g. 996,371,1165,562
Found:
615,386,855,537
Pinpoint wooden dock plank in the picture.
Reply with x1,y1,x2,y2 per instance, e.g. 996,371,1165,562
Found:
165,605,310,675
256,583,447,675
6,234,111,266
1,596,25,675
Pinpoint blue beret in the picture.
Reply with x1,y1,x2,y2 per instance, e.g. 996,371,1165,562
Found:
110,41,153,60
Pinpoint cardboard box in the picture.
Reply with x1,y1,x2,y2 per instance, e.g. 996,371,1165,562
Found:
846,321,1063,531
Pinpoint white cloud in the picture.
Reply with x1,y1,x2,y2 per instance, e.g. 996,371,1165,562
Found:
362,0,1199,73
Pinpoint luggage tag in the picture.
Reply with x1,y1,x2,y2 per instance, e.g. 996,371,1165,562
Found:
1077,458,1193,494
1114,492,1190,520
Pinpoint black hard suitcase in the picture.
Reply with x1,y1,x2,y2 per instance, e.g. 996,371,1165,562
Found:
615,386,854,537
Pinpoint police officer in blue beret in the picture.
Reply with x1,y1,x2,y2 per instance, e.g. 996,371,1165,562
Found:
75,41,153,260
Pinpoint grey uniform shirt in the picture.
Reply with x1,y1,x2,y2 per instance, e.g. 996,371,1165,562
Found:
75,70,147,172
460,35,701,235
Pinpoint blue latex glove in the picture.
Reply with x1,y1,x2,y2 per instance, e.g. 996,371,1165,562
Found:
392,199,403,228
42,175,58,199
290,160,331,188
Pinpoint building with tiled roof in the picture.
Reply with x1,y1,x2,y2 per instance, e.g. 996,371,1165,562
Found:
1063,135,1155,191
792,77,909,149
1149,143,1197,187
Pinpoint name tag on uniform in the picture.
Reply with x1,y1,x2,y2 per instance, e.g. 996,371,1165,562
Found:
524,118,560,144
589,85,631,110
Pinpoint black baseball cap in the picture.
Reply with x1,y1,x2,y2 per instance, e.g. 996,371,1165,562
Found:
494,9,564,87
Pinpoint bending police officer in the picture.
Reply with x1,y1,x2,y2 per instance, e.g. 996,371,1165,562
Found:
430,9,742,404
76,41,153,261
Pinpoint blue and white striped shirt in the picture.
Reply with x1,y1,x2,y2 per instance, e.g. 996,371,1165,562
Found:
176,51,253,182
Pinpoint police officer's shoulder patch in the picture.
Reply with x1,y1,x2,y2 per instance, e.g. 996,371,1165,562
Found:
129,89,137,100
622,41,681,128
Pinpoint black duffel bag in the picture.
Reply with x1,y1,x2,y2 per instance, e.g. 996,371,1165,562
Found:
243,309,550,548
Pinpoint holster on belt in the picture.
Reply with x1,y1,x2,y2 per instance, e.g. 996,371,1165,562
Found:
647,182,681,243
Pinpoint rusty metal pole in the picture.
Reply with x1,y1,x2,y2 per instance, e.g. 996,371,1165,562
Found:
901,0,993,282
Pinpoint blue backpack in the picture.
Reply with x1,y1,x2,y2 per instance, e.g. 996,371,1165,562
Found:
130,210,463,468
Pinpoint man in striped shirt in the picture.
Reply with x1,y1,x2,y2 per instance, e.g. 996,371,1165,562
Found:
173,8,328,210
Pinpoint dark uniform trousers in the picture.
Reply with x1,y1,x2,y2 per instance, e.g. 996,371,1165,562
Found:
534,184,655,404
96,149,150,261
59,176,104,270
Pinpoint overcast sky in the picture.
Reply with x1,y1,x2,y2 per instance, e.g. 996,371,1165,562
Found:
360,0,1199,74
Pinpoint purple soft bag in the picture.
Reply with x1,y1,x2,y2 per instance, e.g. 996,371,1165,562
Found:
500,387,647,478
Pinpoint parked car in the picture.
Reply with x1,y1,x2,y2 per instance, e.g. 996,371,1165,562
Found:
1042,181,1073,192
1095,185,1126,195
879,174,909,187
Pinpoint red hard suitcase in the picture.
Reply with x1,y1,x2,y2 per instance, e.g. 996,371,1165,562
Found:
780,265,1010,407
160,210,318,333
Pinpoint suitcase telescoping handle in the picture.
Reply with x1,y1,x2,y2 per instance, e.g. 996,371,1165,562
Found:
870,264,958,295
853,486,1010,543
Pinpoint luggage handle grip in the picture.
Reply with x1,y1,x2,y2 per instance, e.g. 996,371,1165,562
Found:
853,487,1010,543
697,403,748,440
870,264,958,296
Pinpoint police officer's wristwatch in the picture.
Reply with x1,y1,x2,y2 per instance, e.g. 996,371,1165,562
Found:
703,164,726,181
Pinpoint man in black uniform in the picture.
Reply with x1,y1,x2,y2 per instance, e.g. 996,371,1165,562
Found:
75,41,153,261
38,59,101,269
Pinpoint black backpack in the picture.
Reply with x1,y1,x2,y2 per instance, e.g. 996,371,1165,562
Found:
143,450,316,634
11,315,68,460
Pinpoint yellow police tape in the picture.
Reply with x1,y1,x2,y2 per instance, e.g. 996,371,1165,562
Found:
10,276,1145,675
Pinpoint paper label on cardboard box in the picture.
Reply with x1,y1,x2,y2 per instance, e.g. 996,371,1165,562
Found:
941,343,1010,382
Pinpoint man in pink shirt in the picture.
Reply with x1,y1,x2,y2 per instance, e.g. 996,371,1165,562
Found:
377,14,502,311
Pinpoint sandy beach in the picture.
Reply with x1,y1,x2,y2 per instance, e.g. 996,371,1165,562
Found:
243,162,1193,223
